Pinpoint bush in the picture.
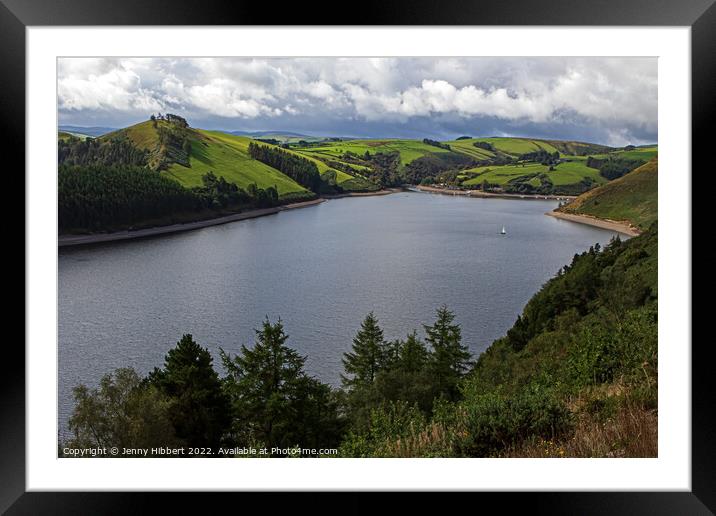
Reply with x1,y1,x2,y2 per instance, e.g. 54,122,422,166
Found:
455,384,572,456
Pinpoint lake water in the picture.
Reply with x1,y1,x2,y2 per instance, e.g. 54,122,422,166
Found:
58,192,620,437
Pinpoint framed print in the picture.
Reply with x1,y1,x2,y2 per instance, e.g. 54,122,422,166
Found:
6,0,712,512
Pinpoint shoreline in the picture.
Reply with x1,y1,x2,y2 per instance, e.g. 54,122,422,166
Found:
321,187,402,199
58,189,400,248
546,211,641,237
58,198,326,247
413,185,576,201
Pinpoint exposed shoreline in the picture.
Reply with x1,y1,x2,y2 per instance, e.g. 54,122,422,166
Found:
546,211,641,237
58,198,326,247
413,184,576,201
321,187,402,199
58,189,401,248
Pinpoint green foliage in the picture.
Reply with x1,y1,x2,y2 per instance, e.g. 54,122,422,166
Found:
59,136,148,167
424,306,472,401
221,318,343,451
64,368,182,454
148,334,231,449
567,305,657,388
586,156,645,180
339,401,428,457
58,164,201,232
422,138,451,150
248,141,323,192
341,312,388,390
454,382,572,457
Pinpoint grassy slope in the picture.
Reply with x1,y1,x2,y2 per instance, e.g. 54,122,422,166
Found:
297,139,453,166
462,160,606,187
557,159,658,229
104,122,311,198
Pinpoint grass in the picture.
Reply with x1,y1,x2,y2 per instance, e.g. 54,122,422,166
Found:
441,139,496,160
468,137,560,155
58,131,91,141
297,139,453,166
557,159,658,229
504,394,657,458
163,130,311,197
461,160,605,187
104,120,162,150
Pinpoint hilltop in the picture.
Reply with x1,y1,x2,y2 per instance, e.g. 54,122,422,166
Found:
97,118,377,196
556,159,658,230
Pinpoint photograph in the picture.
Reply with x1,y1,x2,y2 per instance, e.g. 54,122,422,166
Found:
56,55,659,460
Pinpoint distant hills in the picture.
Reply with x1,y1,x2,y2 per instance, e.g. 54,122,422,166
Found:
59,125,117,137
57,115,657,233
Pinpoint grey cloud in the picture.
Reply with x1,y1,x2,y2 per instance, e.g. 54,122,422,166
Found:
58,57,657,146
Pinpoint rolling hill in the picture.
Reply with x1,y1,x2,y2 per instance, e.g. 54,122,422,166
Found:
99,120,378,196
59,115,656,201
556,159,658,230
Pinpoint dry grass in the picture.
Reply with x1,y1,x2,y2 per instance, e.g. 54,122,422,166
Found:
504,397,657,458
372,422,457,458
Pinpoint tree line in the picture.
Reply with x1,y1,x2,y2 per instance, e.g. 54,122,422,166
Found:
58,137,149,167
62,305,472,456
586,156,646,180
59,164,279,232
248,142,323,192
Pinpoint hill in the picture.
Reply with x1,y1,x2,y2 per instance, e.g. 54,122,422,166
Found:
556,159,658,230
103,120,377,195
288,135,650,195
59,125,116,137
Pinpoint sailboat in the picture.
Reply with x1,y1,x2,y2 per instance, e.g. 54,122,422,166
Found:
500,225,507,235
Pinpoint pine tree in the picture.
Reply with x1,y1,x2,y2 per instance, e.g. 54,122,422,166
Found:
397,331,429,373
424,306,471,401
148,334,231,449
341,312,386,389
221,318,342,449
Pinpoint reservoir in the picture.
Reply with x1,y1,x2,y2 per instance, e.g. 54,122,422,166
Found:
58,192,621,437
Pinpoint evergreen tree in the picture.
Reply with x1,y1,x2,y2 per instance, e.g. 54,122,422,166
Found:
221,318,342,450
424,306,471,401
341,312,387,389
148,334,231,449
397,331,429,373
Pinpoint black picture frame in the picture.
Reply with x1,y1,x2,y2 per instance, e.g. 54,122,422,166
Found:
5,0,711,512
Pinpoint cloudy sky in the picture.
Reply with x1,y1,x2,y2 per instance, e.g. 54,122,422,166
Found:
58,57,657,146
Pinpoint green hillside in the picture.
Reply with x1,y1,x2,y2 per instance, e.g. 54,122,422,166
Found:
557,159,658,229
103,121,311,199
295,139,454,166
462,160,606,188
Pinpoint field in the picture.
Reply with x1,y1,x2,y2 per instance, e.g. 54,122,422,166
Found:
296,139,454,166
557,159,658,229
589,146,658,161
465,137,560,155
461,160,606,187
442,138,496,160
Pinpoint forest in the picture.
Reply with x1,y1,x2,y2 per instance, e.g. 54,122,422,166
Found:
248,142,323,193
61,224,657,457
59,164,279,232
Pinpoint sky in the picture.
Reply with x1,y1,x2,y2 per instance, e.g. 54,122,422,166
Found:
58,57,657,146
